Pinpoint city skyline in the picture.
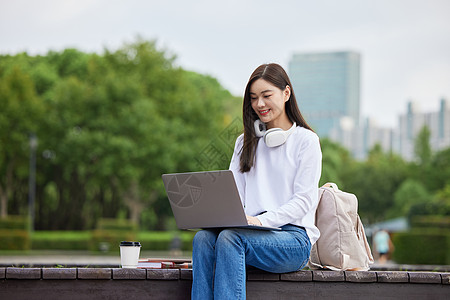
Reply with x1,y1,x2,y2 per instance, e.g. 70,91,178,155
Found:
1,0,449,128
289,51,361,137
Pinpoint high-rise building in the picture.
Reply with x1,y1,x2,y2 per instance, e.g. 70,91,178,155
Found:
330,98,449,160
396,98,450,160
288,51,361,137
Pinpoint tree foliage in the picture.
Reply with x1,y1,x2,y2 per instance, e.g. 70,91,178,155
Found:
320,138,448,223
319,138,354,187
414,125,432,166
344,145,408,223
0,39,448,230
390,179,431,218
0,39,238,230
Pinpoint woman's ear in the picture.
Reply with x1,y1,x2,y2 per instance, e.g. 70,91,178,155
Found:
284,85,291,102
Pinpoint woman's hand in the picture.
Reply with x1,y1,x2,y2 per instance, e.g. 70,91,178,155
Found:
246,215,262,226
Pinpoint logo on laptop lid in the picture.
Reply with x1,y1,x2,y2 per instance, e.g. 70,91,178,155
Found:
167,174,202,208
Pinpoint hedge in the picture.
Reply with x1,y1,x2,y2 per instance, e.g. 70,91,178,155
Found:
410,215,450,229
3,230,194,252
89,230,137,252
89,230,196,252
137,231,196,251
88,218,138,252
96,218,137,231
0,216,31,250
392,228,450,265
32,231,90,251
0,215,195,252
30,230,195,252
0,229,31,250
0,215,29,229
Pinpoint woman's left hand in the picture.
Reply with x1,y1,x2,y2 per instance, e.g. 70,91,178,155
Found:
246,215,262,226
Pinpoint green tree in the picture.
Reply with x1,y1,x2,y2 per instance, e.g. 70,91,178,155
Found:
408,184,450,218
388,179,431,218
0,66,44,218
414,125,432,166
0,38,236,230
345,144,408,223
427,147,450,192
33,39,232,229
319,138,354,187
433,184,450,215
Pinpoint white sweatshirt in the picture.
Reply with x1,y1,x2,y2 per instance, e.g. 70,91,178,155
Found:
229,126,322,245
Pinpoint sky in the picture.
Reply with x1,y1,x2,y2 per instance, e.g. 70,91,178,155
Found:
1,0,449,127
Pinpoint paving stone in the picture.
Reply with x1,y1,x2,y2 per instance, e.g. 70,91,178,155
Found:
312,270,345,282
376,271,409,283
180,269,193,280
42,268,77,279
280,271,313,281
247,269,279,281
147,269,179,280
0,267,5,279
77,268,111,279
112,268,146,279
6,268,41,279
345,271,377,283
408,272,442,284
441,273,450,285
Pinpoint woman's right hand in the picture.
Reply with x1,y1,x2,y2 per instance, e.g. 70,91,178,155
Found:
246,215,262,226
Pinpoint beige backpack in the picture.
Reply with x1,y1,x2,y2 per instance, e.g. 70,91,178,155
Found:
308,183,374,271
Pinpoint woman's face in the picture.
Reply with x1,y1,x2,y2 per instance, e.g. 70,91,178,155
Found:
250,78,291,128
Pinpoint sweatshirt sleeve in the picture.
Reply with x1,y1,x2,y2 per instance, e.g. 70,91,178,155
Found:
257,132,322,227
229,134,246,205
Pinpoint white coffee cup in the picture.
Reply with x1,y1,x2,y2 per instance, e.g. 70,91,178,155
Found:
120,241,141,268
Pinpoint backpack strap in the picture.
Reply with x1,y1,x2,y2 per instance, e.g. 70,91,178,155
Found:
356,216,375,264
308,187,327,270
321,182,339,192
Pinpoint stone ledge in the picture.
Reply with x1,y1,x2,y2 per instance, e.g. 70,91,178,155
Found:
147,269,179,280
377,271,409,283
313,270,345,282
42,268,77,280
113,268,146,280
280,270,312,281
77,268,111,280
345,271,377,283
6,268,41,279
180,269,193,280
1,268,449,284
247,269,280,281
442,273,450,285
409,272,442,284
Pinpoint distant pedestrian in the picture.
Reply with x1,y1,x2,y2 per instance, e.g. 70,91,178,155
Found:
373,229,393,264
169,235,182,256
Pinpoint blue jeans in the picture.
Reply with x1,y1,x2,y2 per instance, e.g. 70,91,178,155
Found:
191,225,311,300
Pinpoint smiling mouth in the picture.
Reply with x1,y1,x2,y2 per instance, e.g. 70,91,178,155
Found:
259,109,270,116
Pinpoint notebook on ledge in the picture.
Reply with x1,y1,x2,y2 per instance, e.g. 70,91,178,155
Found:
161,170,280,231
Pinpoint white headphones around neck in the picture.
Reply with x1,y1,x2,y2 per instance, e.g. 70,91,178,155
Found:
254,119,297,147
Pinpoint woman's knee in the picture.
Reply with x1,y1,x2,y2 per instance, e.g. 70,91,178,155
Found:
216,229,242,248
193,229,219,249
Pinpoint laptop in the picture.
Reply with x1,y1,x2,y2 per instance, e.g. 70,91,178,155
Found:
162,170,280,231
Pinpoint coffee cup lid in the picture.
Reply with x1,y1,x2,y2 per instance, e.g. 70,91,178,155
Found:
120,241,141,247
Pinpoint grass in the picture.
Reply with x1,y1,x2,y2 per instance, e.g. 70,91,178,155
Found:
137,230,196,240
32,231,90,240
1,230,197,253
30,230,195,239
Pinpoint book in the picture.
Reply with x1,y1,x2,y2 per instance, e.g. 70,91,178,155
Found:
137,258,192,269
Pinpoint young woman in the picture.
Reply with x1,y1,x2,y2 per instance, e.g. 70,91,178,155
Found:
191,63,322,299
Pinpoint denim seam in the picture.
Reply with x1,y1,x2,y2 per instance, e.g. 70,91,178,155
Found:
236,235,245,299
236,247,245,299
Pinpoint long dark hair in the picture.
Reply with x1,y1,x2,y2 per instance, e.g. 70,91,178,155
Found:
240,63,313,173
